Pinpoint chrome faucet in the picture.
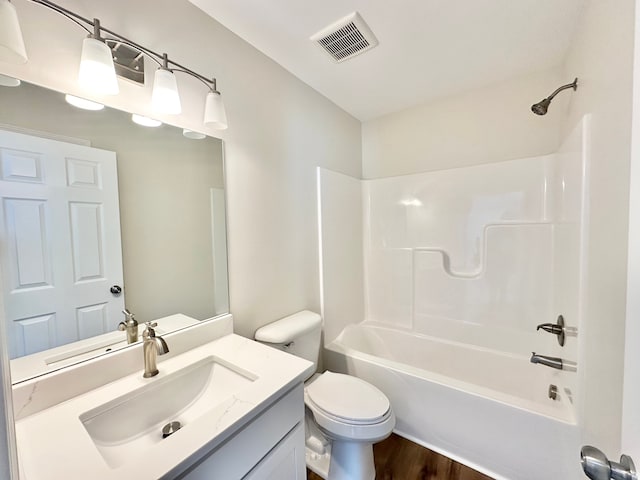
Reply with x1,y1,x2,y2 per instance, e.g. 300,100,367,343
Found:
530,352,563,370
142,321,169,378
118,309,138,344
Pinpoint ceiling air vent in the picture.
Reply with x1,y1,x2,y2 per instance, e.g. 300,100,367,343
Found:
310,12,379,63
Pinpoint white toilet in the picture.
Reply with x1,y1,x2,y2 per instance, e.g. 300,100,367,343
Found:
254,311,395,480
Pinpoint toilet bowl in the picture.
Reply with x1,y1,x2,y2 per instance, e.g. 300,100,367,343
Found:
254,311,395,480
305,371,395,480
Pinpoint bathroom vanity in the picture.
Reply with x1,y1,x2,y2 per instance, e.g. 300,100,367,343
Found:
12,315,313,479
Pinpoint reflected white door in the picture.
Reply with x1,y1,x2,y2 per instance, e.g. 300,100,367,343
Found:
0,130,124,358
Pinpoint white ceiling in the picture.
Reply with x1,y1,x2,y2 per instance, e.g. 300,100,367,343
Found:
189,0,585,121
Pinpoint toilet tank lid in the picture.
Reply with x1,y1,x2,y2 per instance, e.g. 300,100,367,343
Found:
254,310,322,344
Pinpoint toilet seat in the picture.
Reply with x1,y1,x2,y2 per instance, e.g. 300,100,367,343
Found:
304,371,395,443
306,371,390,424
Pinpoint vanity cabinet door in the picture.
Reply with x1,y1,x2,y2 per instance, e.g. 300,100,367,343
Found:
243,422,305,480
175,384,305,480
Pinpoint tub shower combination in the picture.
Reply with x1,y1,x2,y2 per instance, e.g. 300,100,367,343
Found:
318,117,589,480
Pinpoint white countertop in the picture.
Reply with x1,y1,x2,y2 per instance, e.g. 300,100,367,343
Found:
14,333,314,479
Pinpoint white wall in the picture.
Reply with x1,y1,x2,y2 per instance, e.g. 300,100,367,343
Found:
0,0,362,336
622,0,640,461
317,168,364,344
362,67,567,178
0,0,361,474
560,0,636,455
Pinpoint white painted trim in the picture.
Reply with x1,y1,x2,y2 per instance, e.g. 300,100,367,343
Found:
316,167,326,325
621,0,640,459
0,123,91,146
210,187,229,315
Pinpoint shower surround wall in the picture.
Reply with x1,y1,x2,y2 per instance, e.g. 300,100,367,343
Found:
319,117,589,479
364,154,576,358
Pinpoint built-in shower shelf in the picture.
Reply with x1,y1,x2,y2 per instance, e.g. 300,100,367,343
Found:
413,221,555,278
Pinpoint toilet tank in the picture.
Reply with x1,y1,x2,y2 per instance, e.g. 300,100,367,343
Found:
254,311,322,371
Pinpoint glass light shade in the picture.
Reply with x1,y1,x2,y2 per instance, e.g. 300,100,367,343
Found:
78,37,119,95
0,73,20,86
131,114,162,127
204,91,228,130
64,94,104,111
0,0,27,64
151,68,181,114
182,129,206,140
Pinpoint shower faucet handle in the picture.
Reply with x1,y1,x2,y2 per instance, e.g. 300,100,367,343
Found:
537,323,562,334
536,315,566,346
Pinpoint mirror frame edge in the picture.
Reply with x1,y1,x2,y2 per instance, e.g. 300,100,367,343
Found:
1,80,230,381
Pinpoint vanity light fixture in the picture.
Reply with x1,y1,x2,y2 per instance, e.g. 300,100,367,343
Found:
131,114,162,128
152,53,181,114
0,0,27,63
64,94,104,111
78,19,119,95
204,79,228,130
7,0,228,128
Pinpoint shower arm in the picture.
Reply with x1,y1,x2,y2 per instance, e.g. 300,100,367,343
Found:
544,78,578,101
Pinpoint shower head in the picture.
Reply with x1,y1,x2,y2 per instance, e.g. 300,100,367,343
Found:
531,98,552,115
531,78,578,115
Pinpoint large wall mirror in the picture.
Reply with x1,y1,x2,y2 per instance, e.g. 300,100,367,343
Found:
0,80,228,383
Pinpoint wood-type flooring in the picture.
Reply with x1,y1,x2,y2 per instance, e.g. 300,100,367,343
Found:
306,433,493,480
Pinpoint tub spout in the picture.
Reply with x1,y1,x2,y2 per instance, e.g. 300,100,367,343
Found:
530,352,563,370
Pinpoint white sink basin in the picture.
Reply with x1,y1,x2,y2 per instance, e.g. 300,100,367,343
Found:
80,356,256,469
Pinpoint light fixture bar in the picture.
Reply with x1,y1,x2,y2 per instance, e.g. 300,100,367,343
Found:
29,0,217,89
107,40,145,85
25,0,228,127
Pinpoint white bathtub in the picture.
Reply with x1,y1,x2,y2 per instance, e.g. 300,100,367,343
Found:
323,323,582,480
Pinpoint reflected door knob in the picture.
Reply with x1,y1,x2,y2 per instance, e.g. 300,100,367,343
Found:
110,285,122,295
581,445,637,480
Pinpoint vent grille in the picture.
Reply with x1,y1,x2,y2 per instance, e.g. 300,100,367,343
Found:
311,12,378,63
318,22,370,61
